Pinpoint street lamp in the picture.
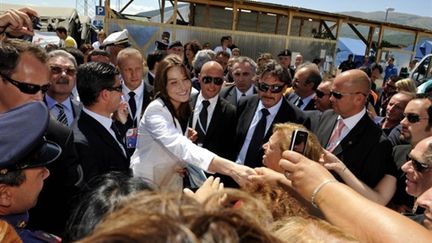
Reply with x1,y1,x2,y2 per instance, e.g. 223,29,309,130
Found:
385,7,395,22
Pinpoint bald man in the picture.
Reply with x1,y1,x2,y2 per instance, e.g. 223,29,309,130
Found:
189,61,237,160
314,69,396,188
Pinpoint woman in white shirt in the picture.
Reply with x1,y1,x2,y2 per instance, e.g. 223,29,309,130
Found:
130,54,254,191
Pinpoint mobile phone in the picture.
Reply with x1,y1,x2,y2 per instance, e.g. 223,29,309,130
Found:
289,129,308,155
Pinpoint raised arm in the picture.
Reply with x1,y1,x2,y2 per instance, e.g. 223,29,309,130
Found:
321,149,396,205
280,150,432,243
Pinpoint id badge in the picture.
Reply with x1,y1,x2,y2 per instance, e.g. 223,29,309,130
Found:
126,128,138,149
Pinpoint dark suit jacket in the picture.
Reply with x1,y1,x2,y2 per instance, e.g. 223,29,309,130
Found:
235,95,310,168
189,94,237,160
286,92,316,111
115,82,153,156
315,110,395,187
28,116,82,237
219,85,257,107
74,111,130,184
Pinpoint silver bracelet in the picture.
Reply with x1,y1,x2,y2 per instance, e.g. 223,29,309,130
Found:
311,179,338,208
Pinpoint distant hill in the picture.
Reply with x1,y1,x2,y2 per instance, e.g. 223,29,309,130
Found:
340,11,432,31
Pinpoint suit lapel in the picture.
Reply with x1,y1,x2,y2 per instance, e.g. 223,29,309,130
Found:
239,97,259,140
333,113,369,155
188,93,199,127
205,97,222,141
81,112,127,158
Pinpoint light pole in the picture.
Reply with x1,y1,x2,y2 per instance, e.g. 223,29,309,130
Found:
385,7,395,22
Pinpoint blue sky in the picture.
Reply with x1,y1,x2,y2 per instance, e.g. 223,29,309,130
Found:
3,0,432,17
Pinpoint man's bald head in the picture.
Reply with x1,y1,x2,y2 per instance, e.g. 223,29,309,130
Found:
200,61,224,74
199,61,225,99
338,69,371,95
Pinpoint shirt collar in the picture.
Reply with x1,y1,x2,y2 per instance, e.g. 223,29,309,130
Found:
257,96,284,116
339,107,367,130
300,93,316,105
83,108,113,131
122,80,144,98
45,94,72,111
197,93,218,108
236,85,255,97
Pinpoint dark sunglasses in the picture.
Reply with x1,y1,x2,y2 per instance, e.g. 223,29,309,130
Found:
1,74,50,94
105,84,122,93
330,90,366,99
202,76,224,85
408,155,430,172
316,90,330,98
50,66,76,76
257,82,285,93
403,113,428,123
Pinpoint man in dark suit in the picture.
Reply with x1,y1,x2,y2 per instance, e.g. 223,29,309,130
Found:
74,62,130,184
315,69,395,188
286,63,321,111
190,61,237,160
114,48,153,157
0,39,82,237
220,56,257,106
44,50,83,127
391,95,432,212
235,61,309,168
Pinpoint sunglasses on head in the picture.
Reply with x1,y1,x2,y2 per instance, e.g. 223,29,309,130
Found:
1,74,50,94
404,113,428,123
105,84,122,93
330,90,366,99
202,76,224,86
49,66,76,76
316,90,330,98
257,82,285,93
408,155,430,172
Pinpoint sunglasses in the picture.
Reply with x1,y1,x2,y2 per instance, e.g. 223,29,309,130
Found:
257,82,285,93
50,66,76,76
202,76,224,86
330,90,366,99
1,74,50,94
408,155,431,172
316,90,330,98
403,113,428,123
106,84,122,93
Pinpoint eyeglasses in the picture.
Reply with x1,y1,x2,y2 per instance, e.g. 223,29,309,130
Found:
202,76,224,86
257,82,285,93
408,155,431,172
403,113,428,123
316,90,330,98
105,84,122,93
1,74,50,94
49,66,76,76
330,90,367,99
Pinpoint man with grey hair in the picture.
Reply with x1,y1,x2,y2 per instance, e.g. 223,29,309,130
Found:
44,50,82,127
191,49,216,90
287,63,322,111
219,56,258,106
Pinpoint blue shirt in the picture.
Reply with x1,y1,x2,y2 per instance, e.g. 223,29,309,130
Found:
384,64,398,82
1,212,61,243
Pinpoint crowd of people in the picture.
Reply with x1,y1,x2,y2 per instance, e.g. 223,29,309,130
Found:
1,7,432,243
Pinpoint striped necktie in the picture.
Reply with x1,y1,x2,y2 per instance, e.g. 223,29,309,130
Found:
55,103,68,126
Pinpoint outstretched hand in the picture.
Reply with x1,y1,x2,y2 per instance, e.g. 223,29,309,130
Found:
229,164,256,187
320,149,347,173
183,176,225,204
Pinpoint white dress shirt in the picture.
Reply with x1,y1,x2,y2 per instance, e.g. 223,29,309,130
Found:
236,98,283,164
330,108,367,148
122,81,144,124
235,85,255,102
192,94,218,131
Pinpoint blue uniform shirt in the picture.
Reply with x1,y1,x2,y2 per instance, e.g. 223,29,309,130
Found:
0,212,61,243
